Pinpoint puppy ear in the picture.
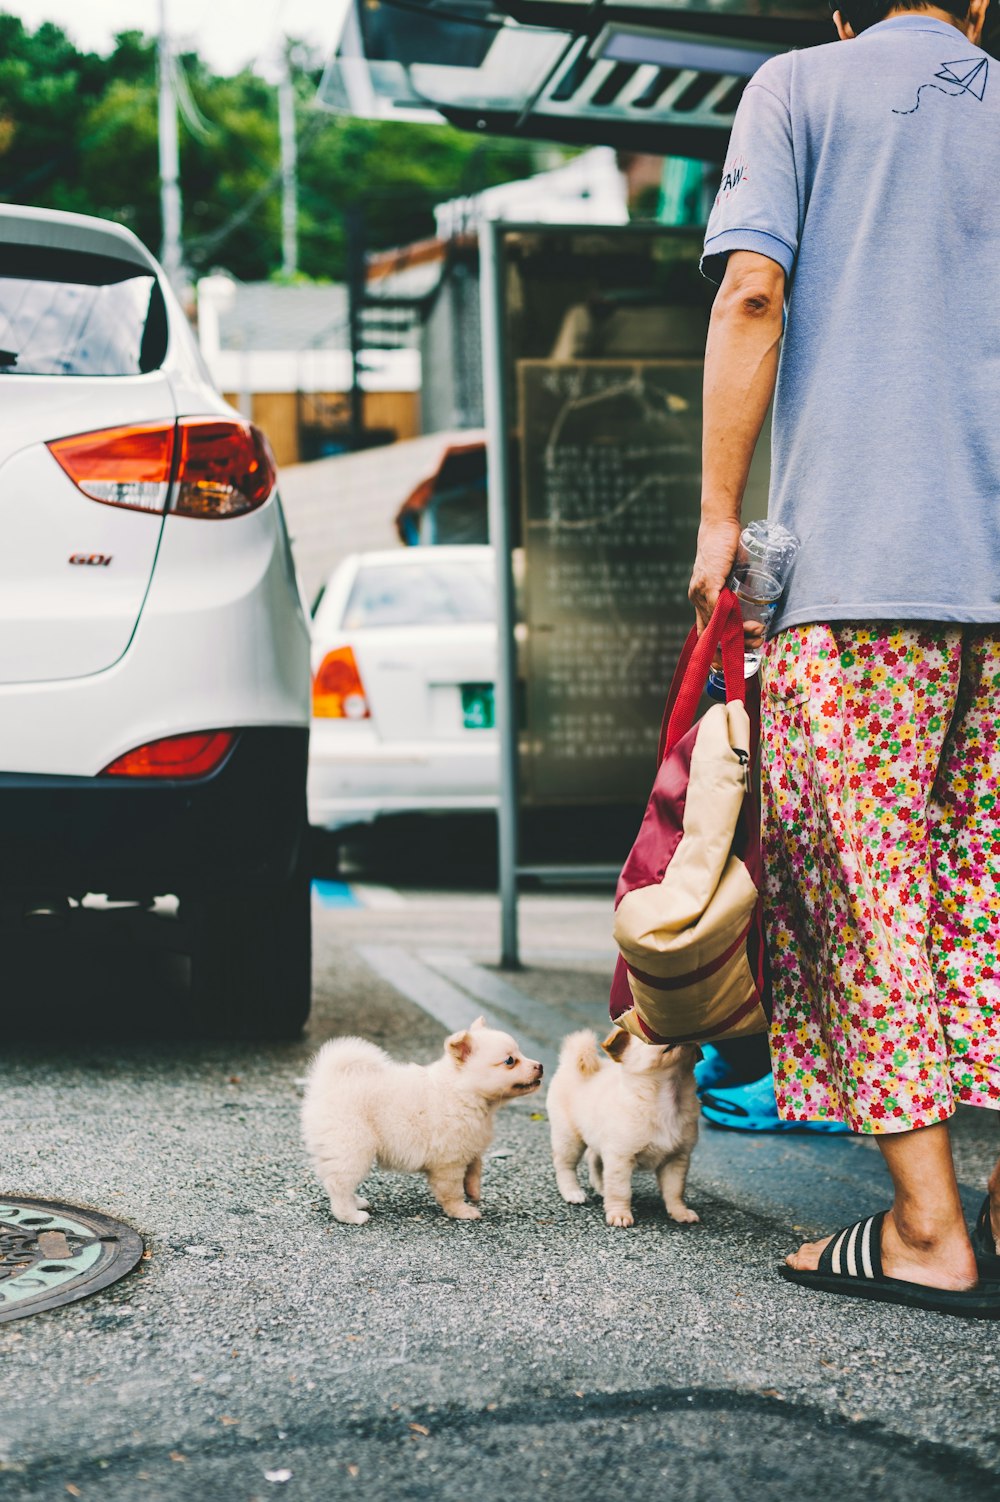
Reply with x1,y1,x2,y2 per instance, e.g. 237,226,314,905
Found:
601,1029,630,1063
470,1015,487,1031
446,1030,473,1064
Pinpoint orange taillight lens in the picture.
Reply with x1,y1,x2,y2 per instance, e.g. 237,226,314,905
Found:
312,647,370,720
47,418,276,519
100,731,235,779
48,423,176,514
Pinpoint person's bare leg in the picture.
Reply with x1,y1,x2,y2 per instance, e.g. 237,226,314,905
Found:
787,1122,978,1289
988,1151,1000,1252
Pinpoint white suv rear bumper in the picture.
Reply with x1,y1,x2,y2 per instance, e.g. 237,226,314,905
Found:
0,498,310,777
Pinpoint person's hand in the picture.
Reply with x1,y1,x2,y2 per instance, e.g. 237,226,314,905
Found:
688,517,741,634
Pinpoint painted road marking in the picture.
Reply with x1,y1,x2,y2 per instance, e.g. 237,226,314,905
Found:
350,884,407,910
355,945,601,1077
419,951,571,1072
355,943,561,1075
356,945,484,1035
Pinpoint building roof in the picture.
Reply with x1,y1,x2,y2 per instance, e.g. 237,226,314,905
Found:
433,148,628,237
215,282,349,353
196,275,419,395
366,237,456,304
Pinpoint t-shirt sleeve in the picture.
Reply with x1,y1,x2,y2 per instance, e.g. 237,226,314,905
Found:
701,68,799,286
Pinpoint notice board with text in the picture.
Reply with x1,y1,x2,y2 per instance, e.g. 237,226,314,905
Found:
517,358,703,805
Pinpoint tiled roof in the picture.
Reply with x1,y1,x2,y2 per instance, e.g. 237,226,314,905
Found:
217,282,349,352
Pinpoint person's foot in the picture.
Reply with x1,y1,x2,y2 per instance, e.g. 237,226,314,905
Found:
786,1207,979,1291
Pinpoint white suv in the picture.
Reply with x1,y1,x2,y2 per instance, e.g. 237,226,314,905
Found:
0,204,311,1037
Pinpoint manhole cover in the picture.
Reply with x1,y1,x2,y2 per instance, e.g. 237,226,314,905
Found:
0,1197,144,1322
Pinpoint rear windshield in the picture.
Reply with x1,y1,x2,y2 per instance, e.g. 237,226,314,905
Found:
343,559,495,629
0,245,167,376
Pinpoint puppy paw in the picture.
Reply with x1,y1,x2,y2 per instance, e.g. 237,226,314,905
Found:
560,1187,587,1205
354,1197,371,1212
667,1205,700,1225
605,1209,634,1229
332,1209,371,1226
444,1203,482,1221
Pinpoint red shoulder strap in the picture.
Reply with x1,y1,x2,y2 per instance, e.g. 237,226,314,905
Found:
658,589,746,761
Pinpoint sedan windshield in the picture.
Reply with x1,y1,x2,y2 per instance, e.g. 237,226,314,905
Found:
343,560,495,629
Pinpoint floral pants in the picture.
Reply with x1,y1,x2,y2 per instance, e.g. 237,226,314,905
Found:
761,622,1000,1134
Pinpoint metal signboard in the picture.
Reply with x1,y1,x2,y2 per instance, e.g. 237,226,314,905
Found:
517,357,702,804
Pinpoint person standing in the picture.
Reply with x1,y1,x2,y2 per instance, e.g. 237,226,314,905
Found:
688,0,1000,1314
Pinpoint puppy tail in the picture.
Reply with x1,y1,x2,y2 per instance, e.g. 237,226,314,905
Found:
305,1036,388,1082
558,1029,603,1077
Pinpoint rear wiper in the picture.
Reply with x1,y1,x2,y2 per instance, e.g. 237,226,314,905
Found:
0,349,18,368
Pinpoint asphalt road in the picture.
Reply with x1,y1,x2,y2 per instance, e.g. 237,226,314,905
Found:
278,435,463,603
2,824,999,1502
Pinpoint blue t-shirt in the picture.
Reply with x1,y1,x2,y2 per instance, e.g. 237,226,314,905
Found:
702,15,1000,631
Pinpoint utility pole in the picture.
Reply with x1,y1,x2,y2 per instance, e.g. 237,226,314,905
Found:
346,208,366,450
157,0,184,291
278,47,298,279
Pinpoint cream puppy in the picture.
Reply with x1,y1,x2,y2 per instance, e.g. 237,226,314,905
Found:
301,1018,543,1223
547,1028,700,1228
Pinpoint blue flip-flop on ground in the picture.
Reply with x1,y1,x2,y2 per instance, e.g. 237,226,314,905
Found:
700,1072,851,1134
693,1044,740,1094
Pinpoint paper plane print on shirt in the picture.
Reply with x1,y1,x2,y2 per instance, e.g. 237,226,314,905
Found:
893,56,988,115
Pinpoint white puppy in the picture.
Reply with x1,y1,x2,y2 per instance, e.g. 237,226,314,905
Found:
547,1028,700,1228
301,1018,543,1223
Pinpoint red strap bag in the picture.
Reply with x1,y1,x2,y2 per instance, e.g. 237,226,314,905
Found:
609,588,770,1045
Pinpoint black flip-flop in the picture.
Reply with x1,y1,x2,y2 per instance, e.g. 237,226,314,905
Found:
780,1211,1000,1319
972,1196,1000,1283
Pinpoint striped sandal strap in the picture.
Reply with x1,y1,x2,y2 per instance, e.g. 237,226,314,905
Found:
817,1212,886,1282
974,1196,999,1257
972,1195,1000,1276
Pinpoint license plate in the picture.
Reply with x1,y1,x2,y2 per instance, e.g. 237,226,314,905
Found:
460,683,495,730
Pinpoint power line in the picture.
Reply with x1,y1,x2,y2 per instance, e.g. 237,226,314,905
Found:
184,108,327,265
172,52,213,141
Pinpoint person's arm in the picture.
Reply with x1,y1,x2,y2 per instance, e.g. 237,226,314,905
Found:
688,249,785,632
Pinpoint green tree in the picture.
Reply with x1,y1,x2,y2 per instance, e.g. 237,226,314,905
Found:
0,17,548,281
0,16,115,209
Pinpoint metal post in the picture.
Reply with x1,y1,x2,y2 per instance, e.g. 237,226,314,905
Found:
278,49,298,279
157,0,184,292
479,220,520,970
346,208,366,450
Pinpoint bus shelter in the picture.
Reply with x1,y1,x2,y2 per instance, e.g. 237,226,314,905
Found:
480,221,769,966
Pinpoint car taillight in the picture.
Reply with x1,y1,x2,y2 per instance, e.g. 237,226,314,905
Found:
48,419,276,519
312,647,370,720
172,419,276,519
47,423,175,514
100,731,235,778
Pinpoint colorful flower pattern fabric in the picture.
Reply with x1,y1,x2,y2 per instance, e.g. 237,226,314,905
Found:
761,623,1000,1134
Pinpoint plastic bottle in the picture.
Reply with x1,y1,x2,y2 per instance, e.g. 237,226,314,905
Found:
706,520,799,701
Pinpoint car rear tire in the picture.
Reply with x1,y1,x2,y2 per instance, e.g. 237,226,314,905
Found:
186,865,312,1040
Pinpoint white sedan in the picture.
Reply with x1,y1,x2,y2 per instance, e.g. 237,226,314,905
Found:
308,546,499,832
